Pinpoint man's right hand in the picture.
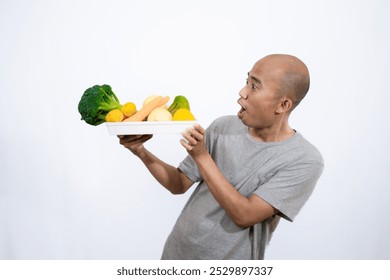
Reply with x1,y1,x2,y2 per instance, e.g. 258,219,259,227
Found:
118,134,153,156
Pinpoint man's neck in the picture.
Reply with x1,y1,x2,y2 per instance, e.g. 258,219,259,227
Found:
248,125,295,142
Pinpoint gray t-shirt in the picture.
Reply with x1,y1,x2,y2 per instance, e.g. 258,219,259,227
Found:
161,115,324,260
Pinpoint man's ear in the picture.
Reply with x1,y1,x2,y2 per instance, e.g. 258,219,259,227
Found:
276,98,292,113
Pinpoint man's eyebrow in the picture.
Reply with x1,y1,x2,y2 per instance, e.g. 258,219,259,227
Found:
247,72,262,85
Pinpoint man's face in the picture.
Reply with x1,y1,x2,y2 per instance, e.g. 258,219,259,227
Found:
237,57,283,129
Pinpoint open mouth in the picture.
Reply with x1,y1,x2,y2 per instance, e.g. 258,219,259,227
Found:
237,104,247,119
237,99,246,114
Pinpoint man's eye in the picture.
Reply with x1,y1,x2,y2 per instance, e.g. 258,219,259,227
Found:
245,79,256,89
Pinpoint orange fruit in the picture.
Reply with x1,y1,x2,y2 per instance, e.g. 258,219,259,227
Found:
106,109,124,122
172,108,195,121
121,102,137,117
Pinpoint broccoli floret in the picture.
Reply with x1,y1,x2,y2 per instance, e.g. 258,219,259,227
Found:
78,84,122,126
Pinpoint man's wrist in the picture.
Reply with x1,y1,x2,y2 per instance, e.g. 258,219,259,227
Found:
193,149,211,164
132,145,147,158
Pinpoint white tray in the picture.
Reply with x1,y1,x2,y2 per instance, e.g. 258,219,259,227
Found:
106,121,198,135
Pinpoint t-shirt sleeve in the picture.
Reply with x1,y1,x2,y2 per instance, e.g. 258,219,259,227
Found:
178,155,201,183
253,159,324,222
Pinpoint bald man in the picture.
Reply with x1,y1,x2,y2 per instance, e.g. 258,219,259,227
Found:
119,54,324,259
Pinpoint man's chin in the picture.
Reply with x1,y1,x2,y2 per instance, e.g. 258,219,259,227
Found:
237,112,247,125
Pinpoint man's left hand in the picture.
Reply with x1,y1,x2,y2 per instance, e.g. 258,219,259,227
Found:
180,124,207,158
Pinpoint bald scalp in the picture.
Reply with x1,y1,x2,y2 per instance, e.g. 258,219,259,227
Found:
262,54,310,110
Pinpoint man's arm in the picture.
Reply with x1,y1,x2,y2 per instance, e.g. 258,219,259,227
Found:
181,125,277,228
119,134,193,194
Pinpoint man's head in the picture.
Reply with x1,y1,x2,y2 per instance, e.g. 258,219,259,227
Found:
251,54,310,110
262,54,310,110
238,54,310,130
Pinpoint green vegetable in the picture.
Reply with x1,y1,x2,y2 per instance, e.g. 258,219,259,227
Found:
167,95,190,116
78,84,122,126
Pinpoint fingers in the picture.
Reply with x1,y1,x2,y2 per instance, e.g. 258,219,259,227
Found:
182,125,204,142
181,124,205,151
193,124,205,134
180,138,193,151
118,134,153,146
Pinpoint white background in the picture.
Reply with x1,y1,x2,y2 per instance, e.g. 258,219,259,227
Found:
0,0,389,260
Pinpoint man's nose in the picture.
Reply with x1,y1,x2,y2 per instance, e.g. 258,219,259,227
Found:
239,87,248,99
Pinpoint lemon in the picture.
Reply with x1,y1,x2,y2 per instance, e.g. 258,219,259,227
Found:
172,108,195,121
121,102,137,117
106,109,124,122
